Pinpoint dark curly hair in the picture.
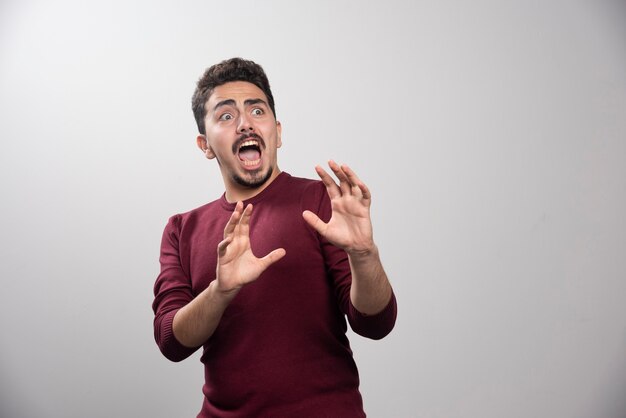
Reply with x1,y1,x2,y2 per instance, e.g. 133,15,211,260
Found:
192,57,276,135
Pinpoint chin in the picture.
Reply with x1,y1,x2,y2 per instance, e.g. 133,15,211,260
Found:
233,166,273,189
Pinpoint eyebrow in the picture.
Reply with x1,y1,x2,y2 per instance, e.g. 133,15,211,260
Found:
213,99,236,112
244,98,268,107
212,98,268,112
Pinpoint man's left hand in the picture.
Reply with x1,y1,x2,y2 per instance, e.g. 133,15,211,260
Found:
303,160,375,256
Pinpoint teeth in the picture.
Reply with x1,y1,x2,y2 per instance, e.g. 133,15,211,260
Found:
239,140,259,149
242,159,261,166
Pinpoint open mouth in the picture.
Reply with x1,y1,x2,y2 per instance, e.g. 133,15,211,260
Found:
237,139,262,167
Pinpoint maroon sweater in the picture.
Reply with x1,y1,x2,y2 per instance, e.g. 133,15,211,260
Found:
153,172,397,417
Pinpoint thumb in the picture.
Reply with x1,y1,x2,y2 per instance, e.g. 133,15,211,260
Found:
217,236,233,258
302,210,328,236
259,248,287,269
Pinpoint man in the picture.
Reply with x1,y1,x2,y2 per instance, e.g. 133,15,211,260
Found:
153,57,397,417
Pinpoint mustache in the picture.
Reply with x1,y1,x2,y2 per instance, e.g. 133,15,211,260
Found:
232,133,265,154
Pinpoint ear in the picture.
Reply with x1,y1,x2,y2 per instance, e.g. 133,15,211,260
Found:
276,121,282,149
196,134,215,159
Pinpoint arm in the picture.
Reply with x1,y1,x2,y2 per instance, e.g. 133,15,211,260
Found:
153,215,198,361
172,201,286,348
302,161,393,315
346,246,393,315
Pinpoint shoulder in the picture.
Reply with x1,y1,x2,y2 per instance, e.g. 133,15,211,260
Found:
281,172,325,196
181,199,222,219
164,198,224,232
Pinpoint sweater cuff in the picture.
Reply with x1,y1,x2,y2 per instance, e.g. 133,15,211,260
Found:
157,309,201,362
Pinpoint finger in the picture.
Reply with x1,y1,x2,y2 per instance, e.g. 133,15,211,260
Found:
328,160,352,195
258,247,287,269
217,236,233,258
341,164,371,201
302,210,328,237
237,203,253,237
315,165,341,199
223,201,244,239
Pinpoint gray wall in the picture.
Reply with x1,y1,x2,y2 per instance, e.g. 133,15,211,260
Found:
1,0,625,417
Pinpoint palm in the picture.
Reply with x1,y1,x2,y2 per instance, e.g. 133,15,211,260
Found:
303,161,375,255
216,202,285,293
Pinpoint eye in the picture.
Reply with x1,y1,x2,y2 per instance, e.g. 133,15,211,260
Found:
251,108,264,116
219,113,233,121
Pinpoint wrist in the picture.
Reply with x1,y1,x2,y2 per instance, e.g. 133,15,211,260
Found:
346,243,379,260
210,279,241,303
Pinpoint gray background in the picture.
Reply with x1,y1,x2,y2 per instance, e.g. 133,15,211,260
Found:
1,0,625,417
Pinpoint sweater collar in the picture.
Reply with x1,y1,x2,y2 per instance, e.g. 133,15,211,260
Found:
219,171,291,210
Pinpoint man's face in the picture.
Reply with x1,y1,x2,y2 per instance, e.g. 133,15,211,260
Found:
198,81,282,197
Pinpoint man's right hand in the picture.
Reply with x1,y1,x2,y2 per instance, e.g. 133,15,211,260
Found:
215,201,286,296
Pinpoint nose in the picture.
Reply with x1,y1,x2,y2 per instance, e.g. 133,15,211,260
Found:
237,113,254,133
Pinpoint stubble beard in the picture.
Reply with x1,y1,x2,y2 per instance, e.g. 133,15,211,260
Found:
232,166,274,189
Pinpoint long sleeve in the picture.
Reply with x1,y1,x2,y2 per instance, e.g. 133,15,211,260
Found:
152,215,202,362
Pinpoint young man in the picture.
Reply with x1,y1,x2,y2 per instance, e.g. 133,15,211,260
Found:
153,58,397,417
